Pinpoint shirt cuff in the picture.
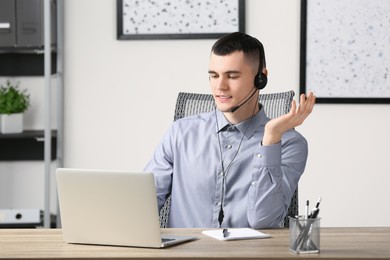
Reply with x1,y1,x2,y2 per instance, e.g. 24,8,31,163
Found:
254,142,282,167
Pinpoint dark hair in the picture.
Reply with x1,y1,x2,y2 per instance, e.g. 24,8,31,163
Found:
211,32,266,72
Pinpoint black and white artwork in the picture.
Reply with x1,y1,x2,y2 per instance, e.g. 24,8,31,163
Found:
300,0,390,103
117,0,245,40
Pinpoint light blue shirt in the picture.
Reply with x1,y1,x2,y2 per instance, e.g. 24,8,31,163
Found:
144,107,308,228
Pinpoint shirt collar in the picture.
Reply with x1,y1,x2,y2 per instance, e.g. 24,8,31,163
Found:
215,104,269,138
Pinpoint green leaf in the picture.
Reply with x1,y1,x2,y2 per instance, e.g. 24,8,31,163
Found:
0,80,30,114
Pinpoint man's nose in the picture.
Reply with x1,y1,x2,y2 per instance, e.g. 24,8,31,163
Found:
216,77,228,90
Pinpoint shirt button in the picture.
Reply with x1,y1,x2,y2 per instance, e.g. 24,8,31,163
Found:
256,153,262,158
218,201,222,206
219,171,224,176
251,181,256,186
226,144,232,149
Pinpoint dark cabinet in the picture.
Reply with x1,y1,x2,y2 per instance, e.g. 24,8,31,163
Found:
0,0,57,76
0,0,16,47
0,0,56,48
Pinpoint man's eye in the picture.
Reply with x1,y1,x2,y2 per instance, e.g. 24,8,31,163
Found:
209,74,218,79
228,74,239,79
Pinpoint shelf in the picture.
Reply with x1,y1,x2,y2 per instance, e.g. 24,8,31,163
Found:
0,52,57,76
0,210,57,228
0,0,63,228
0,130,57,161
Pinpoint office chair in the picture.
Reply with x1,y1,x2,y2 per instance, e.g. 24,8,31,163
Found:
159,90,298,228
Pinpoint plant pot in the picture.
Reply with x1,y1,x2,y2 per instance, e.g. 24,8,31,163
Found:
0,113,24,134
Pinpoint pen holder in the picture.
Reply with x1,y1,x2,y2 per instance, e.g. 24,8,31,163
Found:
289,216,320,254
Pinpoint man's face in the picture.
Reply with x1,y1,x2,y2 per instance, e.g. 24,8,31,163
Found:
208,51,257,113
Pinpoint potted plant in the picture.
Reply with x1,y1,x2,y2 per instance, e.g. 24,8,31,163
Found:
0,80,30,134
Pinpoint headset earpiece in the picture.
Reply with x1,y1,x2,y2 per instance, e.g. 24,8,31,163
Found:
254,38,268,90
254,72,267,90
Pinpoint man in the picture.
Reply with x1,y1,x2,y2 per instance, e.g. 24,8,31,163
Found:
144,32,315,229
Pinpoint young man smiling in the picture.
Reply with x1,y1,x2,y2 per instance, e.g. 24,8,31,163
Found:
145,32,316,229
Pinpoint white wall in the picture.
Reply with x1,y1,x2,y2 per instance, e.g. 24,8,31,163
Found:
63,0,303,170
2,0,390,227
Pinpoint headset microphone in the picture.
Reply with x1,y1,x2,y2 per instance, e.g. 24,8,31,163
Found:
230,88,258,113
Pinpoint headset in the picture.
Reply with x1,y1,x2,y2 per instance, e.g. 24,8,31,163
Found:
253,38,268,90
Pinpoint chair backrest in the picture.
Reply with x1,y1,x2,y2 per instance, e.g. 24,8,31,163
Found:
160,90,298,228
174,91,295,120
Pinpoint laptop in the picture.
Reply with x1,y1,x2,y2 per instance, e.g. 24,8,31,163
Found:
56,168,196,248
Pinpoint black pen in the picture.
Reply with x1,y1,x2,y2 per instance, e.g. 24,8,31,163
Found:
223,228,229,238
315,197,321,208
308,197,321,219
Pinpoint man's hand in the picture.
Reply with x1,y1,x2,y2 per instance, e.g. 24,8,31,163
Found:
262,92,316,146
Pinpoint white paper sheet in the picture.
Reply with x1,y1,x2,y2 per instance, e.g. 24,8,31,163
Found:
202,228,271,241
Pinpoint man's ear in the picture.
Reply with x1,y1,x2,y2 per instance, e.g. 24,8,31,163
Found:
262,68,268,77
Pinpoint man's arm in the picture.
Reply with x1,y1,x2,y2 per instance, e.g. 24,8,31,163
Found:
144,126,175,211
248,133,308,228
247,92,315,228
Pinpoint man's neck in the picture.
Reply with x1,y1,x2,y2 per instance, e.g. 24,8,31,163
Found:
223,101,260,125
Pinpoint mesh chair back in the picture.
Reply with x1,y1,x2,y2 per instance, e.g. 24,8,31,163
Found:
174,91,295,120
160,90,297,228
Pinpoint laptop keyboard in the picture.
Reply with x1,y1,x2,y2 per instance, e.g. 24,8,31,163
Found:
162,238,176,243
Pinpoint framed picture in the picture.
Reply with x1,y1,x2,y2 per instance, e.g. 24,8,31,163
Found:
117,0,245,40
300,0,390,103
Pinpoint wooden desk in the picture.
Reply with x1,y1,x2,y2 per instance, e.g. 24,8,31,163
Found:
0,227,389,259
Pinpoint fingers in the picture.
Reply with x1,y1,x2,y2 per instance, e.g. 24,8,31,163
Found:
299,92,316,113
304,92,316,114
298,92,316,122
289,100,297,115
286,92,316,126
265,92,316,142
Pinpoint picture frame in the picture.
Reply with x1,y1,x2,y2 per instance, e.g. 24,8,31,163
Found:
300,0,390,103
117,0,245,40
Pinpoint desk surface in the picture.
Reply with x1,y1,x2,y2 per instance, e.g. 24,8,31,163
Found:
0,227,389,259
